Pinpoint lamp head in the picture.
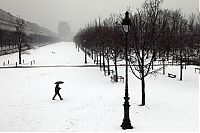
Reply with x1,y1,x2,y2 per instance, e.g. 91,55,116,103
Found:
122,11,131,33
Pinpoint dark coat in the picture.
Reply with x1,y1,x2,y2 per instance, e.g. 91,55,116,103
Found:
55,85,61,93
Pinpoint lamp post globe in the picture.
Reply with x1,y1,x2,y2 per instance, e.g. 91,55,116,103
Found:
121,11,133,130
122,11,131,33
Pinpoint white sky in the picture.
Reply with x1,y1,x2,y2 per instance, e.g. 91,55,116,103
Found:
0,0,199,33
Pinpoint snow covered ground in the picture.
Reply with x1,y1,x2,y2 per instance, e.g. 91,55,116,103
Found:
0,42,198,132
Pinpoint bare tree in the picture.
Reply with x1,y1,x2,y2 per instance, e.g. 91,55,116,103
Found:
128,0,164,106
73,0,198,106
103,15,124,79
14,18,26,64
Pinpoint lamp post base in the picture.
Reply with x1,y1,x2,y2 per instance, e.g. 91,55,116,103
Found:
121,120,133,130
121,97,133,130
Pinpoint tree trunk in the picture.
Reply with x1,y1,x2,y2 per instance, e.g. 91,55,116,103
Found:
158,51,161,59
100,50,102,70
184,53,187,69
94,53,96,64
141,76,145,106
106,53,110,75
187,54,190,65
84,48,87,64
180,50,183,81
146,50,149,59
162,58,165,75
166,51,169,61
107,58,110,75
141,50,145,106
91,50,93,60
94,52,98,64
103,52,106,72
114,51,118,82
96,53,99,65
19,43,22,64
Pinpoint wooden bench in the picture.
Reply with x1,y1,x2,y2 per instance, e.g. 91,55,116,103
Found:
168,61,173,63
195,68,200,74
95,61,100,64
168,73,176,78
96,62,103,66
104,70,114,76
111,75,124,83
118,76,124,82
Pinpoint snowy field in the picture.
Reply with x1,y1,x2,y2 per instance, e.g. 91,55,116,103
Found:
0,42,198,132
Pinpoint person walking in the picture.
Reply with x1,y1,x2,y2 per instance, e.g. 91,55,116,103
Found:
52,84,63,100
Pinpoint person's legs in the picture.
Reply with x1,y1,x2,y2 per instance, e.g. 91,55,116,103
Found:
52,93,57,100
58,93,63,100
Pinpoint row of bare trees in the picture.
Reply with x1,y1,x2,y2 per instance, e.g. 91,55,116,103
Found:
74,0,200,105
0,18,59,64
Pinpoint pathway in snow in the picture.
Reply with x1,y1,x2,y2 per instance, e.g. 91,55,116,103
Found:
0,42,198,132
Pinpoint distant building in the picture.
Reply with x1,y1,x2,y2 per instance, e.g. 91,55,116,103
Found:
58,21,72,42
0,9,57,37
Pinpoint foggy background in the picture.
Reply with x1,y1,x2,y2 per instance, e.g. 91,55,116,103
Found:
0,0,199,33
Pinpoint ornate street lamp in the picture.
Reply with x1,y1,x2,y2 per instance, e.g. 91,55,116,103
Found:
121,11,133,130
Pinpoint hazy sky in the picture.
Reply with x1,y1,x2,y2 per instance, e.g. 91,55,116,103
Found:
0,0,199,33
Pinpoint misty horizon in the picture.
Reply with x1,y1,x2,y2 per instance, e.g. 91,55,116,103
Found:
0,0,199,33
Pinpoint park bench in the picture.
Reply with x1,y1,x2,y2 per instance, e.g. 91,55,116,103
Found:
95,61,102,65
168,61,174,64
111,75,124,83
168,73,176,78
118,76,124,82
156,59,163,64
104,70,114,76
195,68,200,74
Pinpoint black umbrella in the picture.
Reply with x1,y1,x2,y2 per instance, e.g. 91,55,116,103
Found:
54,81,64,84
